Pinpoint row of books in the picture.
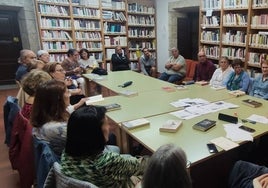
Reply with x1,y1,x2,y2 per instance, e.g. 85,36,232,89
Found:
38,0,69,4
201,15,220,26
104,36,127,46
102,0,125,10
249,32,268,47
201,31,220,43
38,5,69,16
103,22,126,33
251,14,268,27
252,0,268,7
128,41,156,50
128,3,155,14
221,47,246,59
75,31,101,40
203,45,220,58
49,54,67,62
73,20,101,30
222,30,247,45
223,13,248,26
223,0,248,8
42,41,74,50
201,0,221,9
76,41,102,50
40,18,71,28
41,30,72,40
128,15,155,25
248,52,268,65
72,7,100,17
72,0,99,7
102,11,127,22
105,49,115,59
128,28,155,38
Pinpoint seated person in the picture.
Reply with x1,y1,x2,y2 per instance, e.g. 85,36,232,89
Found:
159,47,186,83
62,49,86,95
60,105,149,188
37,50,50,64
139,48,156,77
141,143,192,188
195,50,216,81
20,70,52,119
43,62,86,105
226,58,250,92
31,80,70,155
78,48,99,71
210,56,233,87
15,49,37,82
229,160,268,188
249,59,268,99
111,46,130,71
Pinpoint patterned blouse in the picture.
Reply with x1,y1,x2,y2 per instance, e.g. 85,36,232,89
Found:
61,151,148,188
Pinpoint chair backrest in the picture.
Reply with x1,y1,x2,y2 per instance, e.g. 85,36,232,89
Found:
9,111,35,188
3,96,20,146
33,136,60,188
185,59,198,81
44,162,99,188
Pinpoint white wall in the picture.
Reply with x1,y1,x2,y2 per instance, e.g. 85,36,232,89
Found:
155,0,177,72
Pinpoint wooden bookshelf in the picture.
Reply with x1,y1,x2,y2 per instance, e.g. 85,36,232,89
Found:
35,0,157,70
199,0,268,76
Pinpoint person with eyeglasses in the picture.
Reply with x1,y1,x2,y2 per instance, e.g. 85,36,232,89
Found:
226,58,250,92
140,143,192,188
195,50,216,82
62,49,86,95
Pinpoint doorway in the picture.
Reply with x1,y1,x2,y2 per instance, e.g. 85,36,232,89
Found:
177,10,199,60
0,10,22,85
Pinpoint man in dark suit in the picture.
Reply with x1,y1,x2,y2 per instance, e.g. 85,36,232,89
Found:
111,46,130,71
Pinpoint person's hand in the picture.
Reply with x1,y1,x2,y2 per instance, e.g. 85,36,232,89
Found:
255,173,268,188
74,67,81,73
69,88,83,95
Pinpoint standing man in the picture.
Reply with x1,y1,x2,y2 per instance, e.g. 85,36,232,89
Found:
139,48,156,77
195,50,216,81
159,47,186,83
111,46,130,71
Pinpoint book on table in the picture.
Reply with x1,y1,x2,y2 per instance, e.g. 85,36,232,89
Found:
228,90,245,97
195,81,209,86
122,118,150,130
242,99,262,108
118,90,138,97
103,103,121,111
159,120,182,133
193,119,216,132
85,94,104,105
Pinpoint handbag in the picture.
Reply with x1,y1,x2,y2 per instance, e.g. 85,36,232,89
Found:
92,67,108,75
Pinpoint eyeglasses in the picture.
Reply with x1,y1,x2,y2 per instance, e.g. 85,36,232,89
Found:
55,69,65,73
262,66,268,69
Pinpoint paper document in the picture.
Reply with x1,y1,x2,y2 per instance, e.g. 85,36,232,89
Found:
247,114,268,124
223,123,253,142
210,137,239,151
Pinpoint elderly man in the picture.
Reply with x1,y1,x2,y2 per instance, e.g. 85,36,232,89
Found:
195,50,216,81
15,49,37,82
159,47,186,83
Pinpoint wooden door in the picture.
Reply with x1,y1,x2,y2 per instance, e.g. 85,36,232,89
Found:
0,10,22,85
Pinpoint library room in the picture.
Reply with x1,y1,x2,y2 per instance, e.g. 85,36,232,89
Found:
1,0,268,188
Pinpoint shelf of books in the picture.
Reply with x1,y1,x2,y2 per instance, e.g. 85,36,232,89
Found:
199,0,268,76
35,0,157,69
127,0,156,70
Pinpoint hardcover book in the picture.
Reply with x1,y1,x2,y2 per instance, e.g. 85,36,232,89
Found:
103,103,121,111
193,119,216,132
159,120,182,133
242,99,262,108
228,90,245,97
122,118,150,130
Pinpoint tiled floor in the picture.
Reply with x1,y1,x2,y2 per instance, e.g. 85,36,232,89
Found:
0,88,20,188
